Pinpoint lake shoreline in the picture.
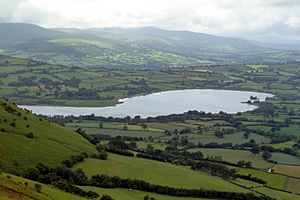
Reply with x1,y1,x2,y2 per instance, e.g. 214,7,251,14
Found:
19,89,273,118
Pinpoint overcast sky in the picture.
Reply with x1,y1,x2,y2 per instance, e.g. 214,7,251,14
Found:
1,0,300,43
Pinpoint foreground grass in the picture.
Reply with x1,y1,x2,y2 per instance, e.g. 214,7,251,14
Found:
0,173,86,200
73,153,247,192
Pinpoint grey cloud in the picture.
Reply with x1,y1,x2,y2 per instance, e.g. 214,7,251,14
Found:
0,0,300,43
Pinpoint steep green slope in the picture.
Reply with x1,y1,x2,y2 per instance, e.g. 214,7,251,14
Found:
0,99,97,173
0,172,87,200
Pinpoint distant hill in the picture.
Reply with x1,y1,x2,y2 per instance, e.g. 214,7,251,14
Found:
1,23,300,67
0,23,64,41
0,98,96,174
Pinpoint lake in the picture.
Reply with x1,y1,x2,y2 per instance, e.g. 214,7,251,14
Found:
20,89,273,118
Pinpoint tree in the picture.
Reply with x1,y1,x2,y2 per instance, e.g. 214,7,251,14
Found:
250,145,260,155
128,141,137,149
262,151,272,160
141,123,147,129
243,131,250,139
249,139,256,146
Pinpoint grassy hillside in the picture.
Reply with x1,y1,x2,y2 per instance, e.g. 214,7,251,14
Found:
0,172,86,200
0,99,97,173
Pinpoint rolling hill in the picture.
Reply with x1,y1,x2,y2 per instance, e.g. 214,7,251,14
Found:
1,23,300,68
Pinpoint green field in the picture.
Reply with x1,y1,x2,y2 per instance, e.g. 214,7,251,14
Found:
271,152,300,165
236,167,300,195
273,164,300,178
136,141,168,150
176,132,271,145
265,141,297,149
188,148,272,169
73,153,247,192
236,168,291,191
254,187,300,200
83,127,164,138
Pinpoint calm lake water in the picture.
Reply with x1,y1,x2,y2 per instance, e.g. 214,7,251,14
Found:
20,89,272,118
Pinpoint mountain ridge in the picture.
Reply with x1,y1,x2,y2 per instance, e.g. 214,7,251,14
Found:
1,23,300,67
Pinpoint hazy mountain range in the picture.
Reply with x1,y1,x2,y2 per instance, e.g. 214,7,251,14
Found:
0,23,300,68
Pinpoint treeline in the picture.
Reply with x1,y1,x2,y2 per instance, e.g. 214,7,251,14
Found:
53,180,99,199
261,145,300,157
235,174,267,185
61,152,107,168
191,161,236,178
90,174,271,200
43,110,233,124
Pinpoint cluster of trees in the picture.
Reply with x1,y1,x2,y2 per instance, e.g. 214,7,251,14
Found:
191,161,236,179
236,160,252,168
107,137,135,157
60,88,101,100
53,180,99,199
24,164,98,199
214,128,235,138
127,85,158,96
75,128,98,145
62,153,88,168
90,174,270,200
261,145,299,157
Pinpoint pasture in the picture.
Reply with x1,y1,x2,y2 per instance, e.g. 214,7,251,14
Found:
188,148,272,169
73,153,247,192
